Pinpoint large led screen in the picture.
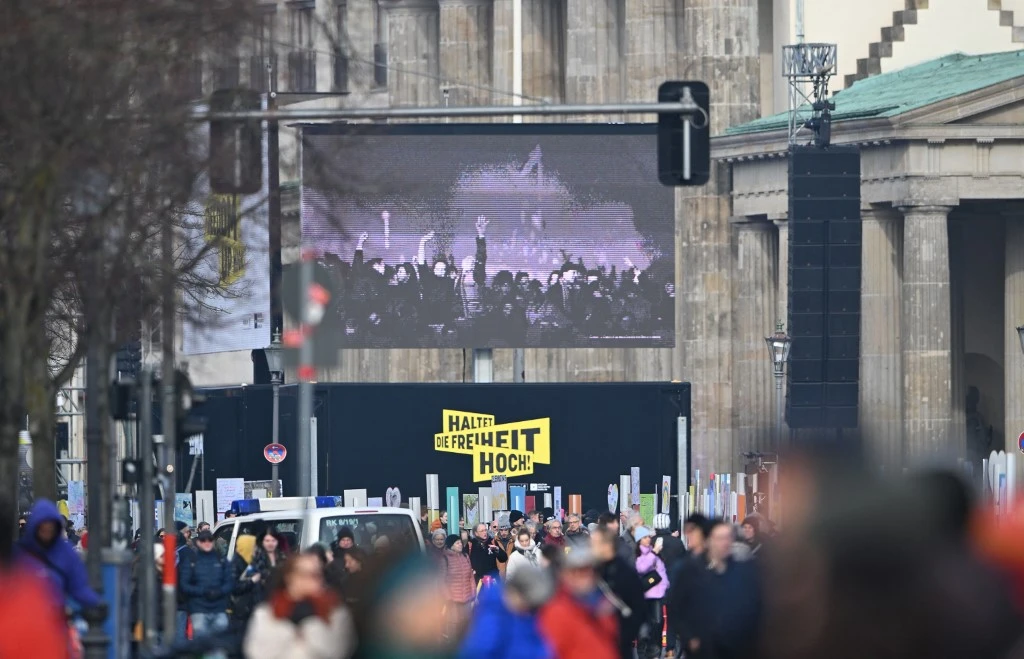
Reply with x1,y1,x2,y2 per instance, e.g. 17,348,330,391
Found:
301,124,675,349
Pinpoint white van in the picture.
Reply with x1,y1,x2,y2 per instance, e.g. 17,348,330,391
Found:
212,499,424,560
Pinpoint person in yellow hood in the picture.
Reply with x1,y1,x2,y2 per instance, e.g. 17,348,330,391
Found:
230,534,258,627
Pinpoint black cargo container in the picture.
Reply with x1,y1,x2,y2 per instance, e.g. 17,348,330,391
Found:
191,382,690,515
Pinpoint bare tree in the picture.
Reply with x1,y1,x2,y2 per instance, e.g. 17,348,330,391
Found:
0,0,261,507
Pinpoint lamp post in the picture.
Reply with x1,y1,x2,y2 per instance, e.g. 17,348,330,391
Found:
265,330,284,498
764,322,792,452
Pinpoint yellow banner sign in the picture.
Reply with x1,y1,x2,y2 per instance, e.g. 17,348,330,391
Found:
434,409,551,482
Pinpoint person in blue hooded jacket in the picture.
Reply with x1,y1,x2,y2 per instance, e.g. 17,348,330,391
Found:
458,563,554,659
18,499,102,611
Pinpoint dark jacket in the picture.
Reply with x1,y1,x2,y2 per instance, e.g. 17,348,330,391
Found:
658,532,687,579
673,556,760,658
180,548,234,614
468,536,507,582
17,499,101,609
599,554,646,659
175,535,195,612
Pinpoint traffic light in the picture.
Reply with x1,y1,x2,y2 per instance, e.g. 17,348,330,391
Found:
108,368,207,438
209,89,263,194
657,81,711,187
174,370,207,438
115,339,142,380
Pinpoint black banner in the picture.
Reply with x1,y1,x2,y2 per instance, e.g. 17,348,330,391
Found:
195,382,690,515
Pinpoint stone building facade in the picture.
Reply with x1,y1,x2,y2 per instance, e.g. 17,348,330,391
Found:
714,51,1024,473
181,0,1024,475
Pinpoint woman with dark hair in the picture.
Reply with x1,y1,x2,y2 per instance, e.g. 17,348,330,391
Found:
243,551,356,659
234,529,286,625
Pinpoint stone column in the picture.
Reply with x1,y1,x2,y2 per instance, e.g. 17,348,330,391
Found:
900,204,955,463
859,206,903,472
948,219,966,461
678,0,759,474
439,0,492,107
624,0,682,114
732,219,778,456
565,0,622,107
492,0,565,106
382,0,441,107
1005,219,1024,464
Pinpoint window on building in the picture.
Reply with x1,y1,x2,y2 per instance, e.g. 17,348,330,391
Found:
372,0,387,88
288,0,316,92
250,4,278,92
333,1,349,92
212,37,241,91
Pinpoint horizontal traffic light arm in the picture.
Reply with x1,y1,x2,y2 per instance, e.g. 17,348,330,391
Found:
190,101,704,122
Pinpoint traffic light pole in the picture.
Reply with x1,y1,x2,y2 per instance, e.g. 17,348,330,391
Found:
160,215,178,643
138,369,157,648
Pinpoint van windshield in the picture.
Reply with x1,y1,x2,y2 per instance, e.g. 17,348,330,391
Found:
319,514,419,551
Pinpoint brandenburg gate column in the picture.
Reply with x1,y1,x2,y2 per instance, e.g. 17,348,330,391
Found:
859,205,903,472
899,203,956,463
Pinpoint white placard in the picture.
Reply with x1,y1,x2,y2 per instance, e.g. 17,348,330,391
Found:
661,475,672,514
344,489,367,507
368,497,384,507
478,487,493,525
426,474,440,510
215,478,245,513
196,490,215,527
491,475,508,511
619,475,631,514
553,487,562,520
630,467,641,507
408,496,421,514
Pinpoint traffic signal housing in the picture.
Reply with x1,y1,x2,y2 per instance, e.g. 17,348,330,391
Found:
657,81,711,187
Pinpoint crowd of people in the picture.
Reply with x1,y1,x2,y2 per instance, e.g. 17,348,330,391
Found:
5,456,1024,659
420,507,764,659
318,216,674,348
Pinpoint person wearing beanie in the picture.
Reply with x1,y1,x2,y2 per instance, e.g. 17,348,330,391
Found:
634,526,669,659
508,510,525,528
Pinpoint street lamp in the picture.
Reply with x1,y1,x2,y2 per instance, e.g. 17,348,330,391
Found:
265,330,284,498
764,321,792,450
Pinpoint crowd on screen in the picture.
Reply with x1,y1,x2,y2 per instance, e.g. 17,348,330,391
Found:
318,215,675,347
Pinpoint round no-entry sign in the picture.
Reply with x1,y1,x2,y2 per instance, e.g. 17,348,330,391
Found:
1018,432,1024,454
264,443,287,464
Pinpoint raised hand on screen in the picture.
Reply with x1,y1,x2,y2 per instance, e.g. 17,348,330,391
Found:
381,211,391,249
420,231,435,245
476,216,489,238
357,232,369,250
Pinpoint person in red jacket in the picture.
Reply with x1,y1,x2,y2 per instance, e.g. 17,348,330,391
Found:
538,548,619,659
0,498,70,659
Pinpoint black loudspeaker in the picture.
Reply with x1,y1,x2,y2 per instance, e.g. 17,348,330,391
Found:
787,146,862,429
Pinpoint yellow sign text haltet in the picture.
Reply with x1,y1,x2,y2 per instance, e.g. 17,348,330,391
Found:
434,409,551,482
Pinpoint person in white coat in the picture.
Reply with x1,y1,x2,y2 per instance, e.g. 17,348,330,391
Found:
243,551,356,659
505,528,543,582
